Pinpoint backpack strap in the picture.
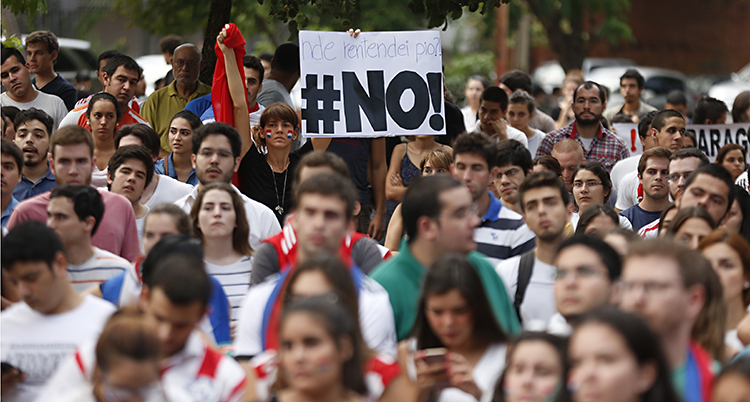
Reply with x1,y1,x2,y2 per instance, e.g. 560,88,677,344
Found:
514,250,536,325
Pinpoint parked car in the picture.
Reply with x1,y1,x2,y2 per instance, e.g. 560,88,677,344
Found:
708,62,750,112
586,66,694,111
532,58,636,94
134,54,171,96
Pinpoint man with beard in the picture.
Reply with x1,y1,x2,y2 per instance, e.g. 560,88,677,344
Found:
535,81,629,172
619,147,672,231
173,122,280,249
11,108,57,201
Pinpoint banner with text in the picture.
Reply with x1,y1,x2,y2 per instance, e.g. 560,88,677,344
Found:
612,122,750,162
299,30,445,138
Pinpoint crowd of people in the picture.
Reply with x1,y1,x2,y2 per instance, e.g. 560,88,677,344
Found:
1,25,750,402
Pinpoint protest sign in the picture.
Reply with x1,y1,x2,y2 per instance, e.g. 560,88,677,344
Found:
612,122,749,162
299,30,445,138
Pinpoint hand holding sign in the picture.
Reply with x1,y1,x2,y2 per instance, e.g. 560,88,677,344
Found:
300,30,445,138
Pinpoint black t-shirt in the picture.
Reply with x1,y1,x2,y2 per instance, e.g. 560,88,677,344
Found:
32,74,77,110
327,138,372,204
238,143,310,224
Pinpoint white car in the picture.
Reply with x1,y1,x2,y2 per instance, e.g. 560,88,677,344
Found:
532,58,636,94
134,54,172,96
708,62,750,112
586,66,691,110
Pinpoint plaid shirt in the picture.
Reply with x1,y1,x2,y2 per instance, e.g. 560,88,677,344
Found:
535,121,629,172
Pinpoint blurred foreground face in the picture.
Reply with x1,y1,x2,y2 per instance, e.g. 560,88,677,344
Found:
554,245,612,318
712,372,750,402
503,340,563,402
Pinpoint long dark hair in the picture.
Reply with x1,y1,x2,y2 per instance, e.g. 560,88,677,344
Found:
491,332,571,402
412,254,508,349
568,308,681,402
279,295,368,395
571,161,612,205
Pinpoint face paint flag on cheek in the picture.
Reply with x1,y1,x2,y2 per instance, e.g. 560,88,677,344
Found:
287,130,294,139
266,129,273,138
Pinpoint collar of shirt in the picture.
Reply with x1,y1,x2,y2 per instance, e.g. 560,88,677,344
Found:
160,331,206,371
22,163,55,185
397,239,426,276
2,197,19,220
570,121,603,140
166,153,196,179
482,191,503,222
166,81,211,102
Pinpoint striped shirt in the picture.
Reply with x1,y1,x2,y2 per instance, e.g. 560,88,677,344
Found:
205,256,253,322
535,121,629,172
67,247,130,292
638,218,660,238
475,192,536,266
59,101,150,131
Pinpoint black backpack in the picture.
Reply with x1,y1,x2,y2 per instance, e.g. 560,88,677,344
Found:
513,250,536,325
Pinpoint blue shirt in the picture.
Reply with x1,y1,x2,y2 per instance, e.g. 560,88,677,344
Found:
184,94,213,118
154,154,198,186
2,197,19,228
619,204,663,231
13,165,56,201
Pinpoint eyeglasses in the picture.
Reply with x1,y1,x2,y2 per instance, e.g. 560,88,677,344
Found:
173,59,199,69
497,167,521,179
668,172,692,182
556,266,605,280
572,181,602,189
620,281,678,296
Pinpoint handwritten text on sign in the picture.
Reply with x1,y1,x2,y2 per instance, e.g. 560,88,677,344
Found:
299,30,444,138
612,122,749,163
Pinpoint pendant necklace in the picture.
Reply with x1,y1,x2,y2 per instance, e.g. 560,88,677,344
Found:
271,162,288,217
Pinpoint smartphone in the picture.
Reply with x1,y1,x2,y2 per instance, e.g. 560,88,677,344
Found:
1,362,22,374
420,347,448,365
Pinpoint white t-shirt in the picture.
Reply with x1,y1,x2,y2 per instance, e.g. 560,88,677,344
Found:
570,211,633,232
67,247,131,292
495,255,558,328
90,164,108,189
1,90,67,131
472,121,529,148
204,256,253,322
35,331,246,402
615,171,640,211
527,129,546,158
610,155,639,192
546,313,572,337
578,136,594,151
737,171,749,194
136,205,150,240
461,105,477,131
235,272,398,358
406,341,507,402
143,174,193,208
1,294,115,402
175,184,281,250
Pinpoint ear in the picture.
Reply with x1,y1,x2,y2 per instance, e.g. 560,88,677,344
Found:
635,360,658,395
338,335,354,362
49,156,56,176
608,280,621,305
686,284,706,320
649,127,658,143
83,215,96,233
52,250,68,277
107,171,114,186
102,72,111,87
417,215,438,241
50,50,58,63
489,166,499,186
352,201,361,218
500,108,508,118
233,156,241,173
191,153,197,170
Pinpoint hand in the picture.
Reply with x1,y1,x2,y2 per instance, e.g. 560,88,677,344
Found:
390,173,404,187
447,352,482,400
368,210,386,241
217,24,230,53
347,28,362,38
492,119,508,141
1,368,26,396
414,354,449,393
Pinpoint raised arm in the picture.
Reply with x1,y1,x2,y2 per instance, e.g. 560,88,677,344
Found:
217,25,251,159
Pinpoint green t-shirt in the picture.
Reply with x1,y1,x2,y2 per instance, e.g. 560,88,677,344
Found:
370,241,521,341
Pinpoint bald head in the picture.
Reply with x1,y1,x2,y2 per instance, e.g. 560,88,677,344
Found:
172,44,202,86
552,139,585,190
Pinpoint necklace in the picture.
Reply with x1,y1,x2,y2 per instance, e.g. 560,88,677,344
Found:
271,165,288,217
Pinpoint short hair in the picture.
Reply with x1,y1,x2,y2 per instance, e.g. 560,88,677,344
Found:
97,50,122,70
693,96,728,124
2,137,23,174
402,175,464,243
86,92,122,121
271,43,300,73
508,91,536,114
479,86,509,111
252,103,299,149
50,125,94,159
296,173,358,219
2,106,21,125
191,182,252,256
108,145,155,188
573,81,606,104
115,124,161,158
258,51,273,63
572,161,613,203
556,234,622,281
627,238,711,290
50,185,105,235
142,235,211,307
192,122,242,157
731,91,750,123
452,132,496,168
103,54,142,81
666,90,688,106
496,139,532,172
171,110,202,130
242,55,264,80
638,147,672,176
684,163,736,217
13,107,53,136
575,205,620,236
518,171,571,213
25,30,59,54
620,68,645,89
145,204,192,237
1,46,25,65
499,70,533,94
683,131,697,148
532,155,563,177
651,109,684,132
159,35,183,55
552,138,585,159
419,148,453,172
637,110,658,139
669,147,710,166
716,143,747,165
294,151,351,187
96,307,160,372
2,221,65,271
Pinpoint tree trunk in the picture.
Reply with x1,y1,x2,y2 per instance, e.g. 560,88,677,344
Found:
200,0,233,85
526,0,587,73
